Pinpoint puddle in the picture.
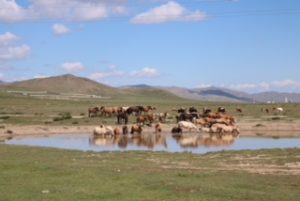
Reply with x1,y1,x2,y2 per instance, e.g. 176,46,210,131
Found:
2,133,300,154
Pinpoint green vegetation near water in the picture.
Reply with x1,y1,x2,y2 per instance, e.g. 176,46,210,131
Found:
0,145,299,201
1,92,300,126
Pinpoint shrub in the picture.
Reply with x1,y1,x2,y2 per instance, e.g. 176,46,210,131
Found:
255,123,264,127
0,116,10,120
53,112,72,121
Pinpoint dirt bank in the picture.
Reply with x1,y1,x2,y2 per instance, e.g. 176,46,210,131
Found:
1,119,300,140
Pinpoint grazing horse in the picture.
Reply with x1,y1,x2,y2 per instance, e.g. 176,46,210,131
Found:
136,113,155,126
117,112,128,124
99,106,118,117
236,108,242,113
154,123,162,133
114,126,129,135
114,127,122,135
130,124,143,134
88,107,99,117
157,112,168,123
273,107,284,112
143,105,156,113
126,106,144,116
171,126,182,134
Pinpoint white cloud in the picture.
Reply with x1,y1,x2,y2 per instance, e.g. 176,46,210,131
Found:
131,1,207,24
0,32,19,45
90,71,124,80
0,0,26,22
89,66,124,80
62,62,85,72
89,66,160,81
0,32,31,61
34,74,49,79
52,24,70,35
196,84,212,88
130,67,160,77
0,0,127,22
0,44,31,60
271,80,300,88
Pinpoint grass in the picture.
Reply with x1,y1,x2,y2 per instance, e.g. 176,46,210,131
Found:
0,145,299,201
1,92,300,125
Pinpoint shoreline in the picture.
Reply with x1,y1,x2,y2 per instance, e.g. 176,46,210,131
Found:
1,120,300,139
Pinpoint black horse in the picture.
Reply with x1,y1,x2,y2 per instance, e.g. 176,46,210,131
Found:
176,112,198,122
117,112,128,124
126,106,144,116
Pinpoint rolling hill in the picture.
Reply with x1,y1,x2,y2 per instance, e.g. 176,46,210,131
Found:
1,74,300,102
0,74,183,101
0,74,120,97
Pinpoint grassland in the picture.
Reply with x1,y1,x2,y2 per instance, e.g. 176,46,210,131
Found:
1,91,300,139
1,88,300,201
1,91,300,126
0,145,299,201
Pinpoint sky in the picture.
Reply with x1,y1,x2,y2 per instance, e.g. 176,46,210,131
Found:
0,0,300,93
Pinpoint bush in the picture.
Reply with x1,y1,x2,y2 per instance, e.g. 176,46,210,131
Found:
53,112,72,122
0,116,10,120
255,123,264,127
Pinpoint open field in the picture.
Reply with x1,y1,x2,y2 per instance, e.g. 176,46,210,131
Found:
0,145,299,201
1,92,300,201
1,92,300,138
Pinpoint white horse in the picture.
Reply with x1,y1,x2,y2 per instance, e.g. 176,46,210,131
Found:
93,125,113,136
178,121,199,132
275,107,284,112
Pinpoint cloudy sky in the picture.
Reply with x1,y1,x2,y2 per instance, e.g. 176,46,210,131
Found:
0,0,300,93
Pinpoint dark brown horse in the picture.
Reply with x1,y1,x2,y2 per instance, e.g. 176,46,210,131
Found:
88,107,99,117
117,112,128,124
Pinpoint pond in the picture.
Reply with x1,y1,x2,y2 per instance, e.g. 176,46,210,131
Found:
2,133,300,154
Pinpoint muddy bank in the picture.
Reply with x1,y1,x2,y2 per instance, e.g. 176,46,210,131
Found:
1,119,300,140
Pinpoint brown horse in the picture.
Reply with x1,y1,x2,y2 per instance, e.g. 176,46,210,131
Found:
131,124,143,134
88,107,99,117
136,113,155,126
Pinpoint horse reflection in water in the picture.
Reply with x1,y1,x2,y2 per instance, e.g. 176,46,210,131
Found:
173,133,237,148
90,133,167,149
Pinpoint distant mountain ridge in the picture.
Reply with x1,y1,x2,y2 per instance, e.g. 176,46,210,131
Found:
1,74,300,102
161,86,300,103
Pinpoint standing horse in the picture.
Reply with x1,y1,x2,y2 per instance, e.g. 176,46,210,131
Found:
117,111,128,124
88,107,99,117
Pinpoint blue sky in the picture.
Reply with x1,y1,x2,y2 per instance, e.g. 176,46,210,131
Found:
0,0,300,93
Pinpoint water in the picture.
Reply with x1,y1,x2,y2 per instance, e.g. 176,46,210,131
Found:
2,133,300,154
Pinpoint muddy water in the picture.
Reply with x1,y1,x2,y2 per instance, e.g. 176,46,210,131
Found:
3,133,300,154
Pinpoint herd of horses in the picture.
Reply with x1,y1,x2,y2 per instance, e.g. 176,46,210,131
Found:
90,105,243,137
91,105,285,137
